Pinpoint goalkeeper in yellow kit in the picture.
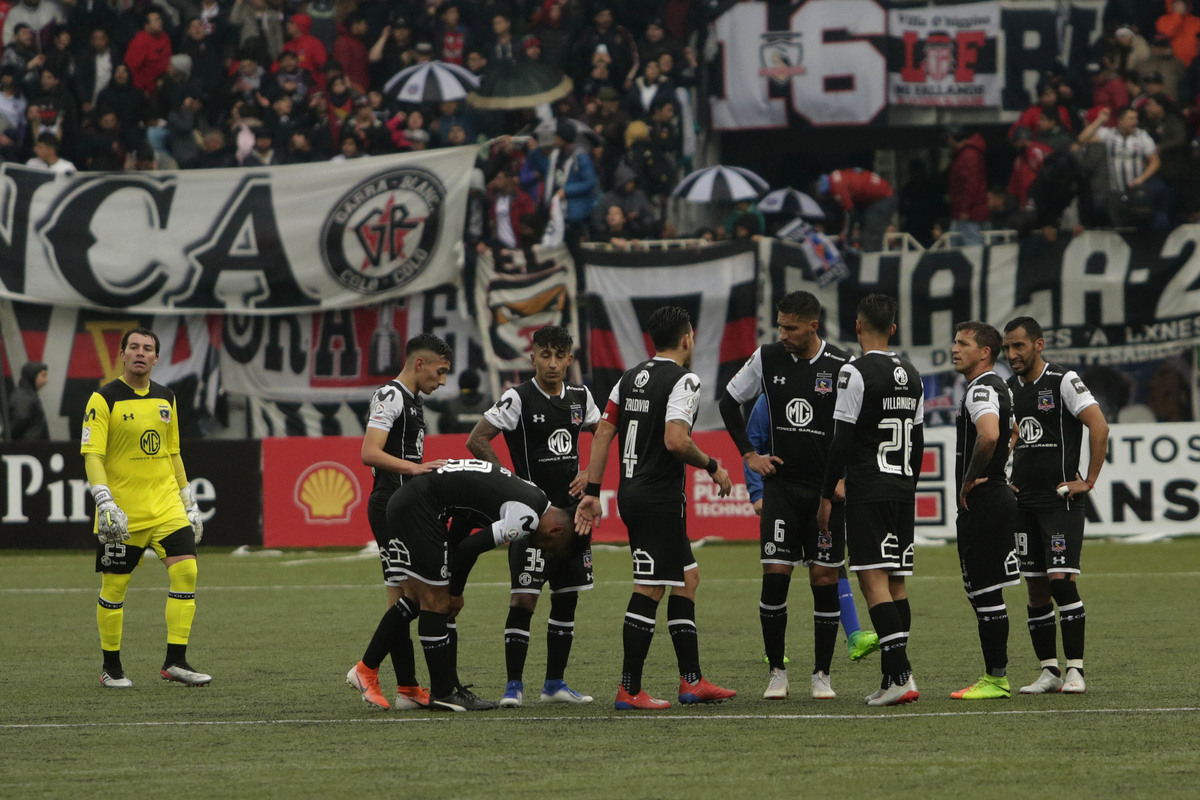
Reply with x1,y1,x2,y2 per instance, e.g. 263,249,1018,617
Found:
81,328,210,688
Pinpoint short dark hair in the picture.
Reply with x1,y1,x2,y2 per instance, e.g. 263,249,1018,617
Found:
955,320,1002,363
120,327,160,353
647,306,692,350
777,291,821,320
1003,316,1043,341
857,293,898,335
36,131,60,149
405,333,452,361
532,325,573,353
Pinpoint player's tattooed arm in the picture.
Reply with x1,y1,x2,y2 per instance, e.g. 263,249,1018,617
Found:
465,418,504,466
960,414,999,508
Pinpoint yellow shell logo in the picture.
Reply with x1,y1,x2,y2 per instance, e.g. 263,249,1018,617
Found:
294,462,362,524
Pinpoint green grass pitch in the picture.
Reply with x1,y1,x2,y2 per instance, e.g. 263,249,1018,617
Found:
2,538,1198,799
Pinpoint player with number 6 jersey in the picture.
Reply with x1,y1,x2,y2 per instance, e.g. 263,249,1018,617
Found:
467,325,601,707
819,295,924,707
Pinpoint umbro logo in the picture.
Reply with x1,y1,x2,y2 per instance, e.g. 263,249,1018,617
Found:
773,376,786,384
532,414,546,423
123,413,135,420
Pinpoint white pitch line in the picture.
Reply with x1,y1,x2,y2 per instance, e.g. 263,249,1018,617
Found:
3,706,1198,730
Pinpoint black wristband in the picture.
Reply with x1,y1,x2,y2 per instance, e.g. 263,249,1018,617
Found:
584,482,602,497
705,457,719,474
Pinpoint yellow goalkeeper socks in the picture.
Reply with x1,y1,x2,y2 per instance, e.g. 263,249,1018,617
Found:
98,572,133,653
165,558,198,646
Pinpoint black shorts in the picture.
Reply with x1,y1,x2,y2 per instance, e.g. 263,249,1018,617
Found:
845,501,915,576
385,484,450,586
956,484,1021,597
619,502,696,587
369,492,408,587
509,539,595,595
1017,506,1085,576
760,480,845,568
95,525,195,573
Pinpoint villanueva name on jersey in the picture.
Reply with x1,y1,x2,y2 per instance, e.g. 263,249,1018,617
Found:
882,397,918,410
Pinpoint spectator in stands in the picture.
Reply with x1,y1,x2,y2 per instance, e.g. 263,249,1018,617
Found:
1107,25,1151,74
193,128,236,168
432,3,468,66
78,107,125,170
2,24,46,91
430,369,491,435
176,20,223,108
125,8,172,96
1141,71,1172,105
1011,83,1073,138
3,0,64,49
0,66,28,161
624,59,673,119
1007,126,1053,210
65,0,116,55
406,127,430,150
166,87,202,166
590,160,658,237
326,73,355,124
1034,107,1075,152
195,0,230,52
345,95,391,153
1143,93,1189,217
1124,69,1150,110
620,118,671,198
946,126,990,246
229,0,284,64
465,46,488,77
817,167,898,252
656,48,697,91
265,93,297,149
573,4,637,88
287,128,320,163
283,12,327,90
274,49,314,106
7,360,49,441
432,99,474,145
1139,34,1185,99
334,12,371,94
43,24,75,89
487,167,535,250
519,34,542,63
226,52,269,114
1089,61,1130,113
591,202,640,246
528,1,575,71
28,66,76,154
413,41,435,64
723,199,764,238
646,96,680,182
637,17,682,65
26,130,75,171
525,120,596,251
331,130,367,161
1157,1,1200,66
585,85,630,178
98,62,148,143
1079,106,1168,229
488,10,516,63
369,15,415,86
1073,108,1117,227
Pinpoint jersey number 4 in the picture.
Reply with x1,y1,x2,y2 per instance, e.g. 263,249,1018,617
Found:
622,420,639,478
877,418,916,476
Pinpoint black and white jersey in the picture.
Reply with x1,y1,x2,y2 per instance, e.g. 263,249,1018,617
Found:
484,380,601,507
426,460,552,547
725,340,851,487
366,380,425,497
832,350,924,503
603,357,700,510
1009,362,1098,510
955,371,1013,494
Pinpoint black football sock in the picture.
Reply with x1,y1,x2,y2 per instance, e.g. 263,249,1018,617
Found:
667,594,701,684
811,583,840,675
418,610,456,698
165,643,187,668
1026,602,1058,668
447,621,459,683
504,606,534,683
868,601,911,686
389,597,420,686
545,592,578,682
971,589,1009,677
361,597,415,674
759,573,790,671
1050,579,1086,662
103,649,122,672
894,597,911,633
621,593,658,695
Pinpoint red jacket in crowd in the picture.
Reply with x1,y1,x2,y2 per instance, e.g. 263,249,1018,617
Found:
125,29,172,95
1008,141,1054,208
1009,104,1073,138
333,28,370,94
1157,0,1200,67
1092,76,1130,116
285,13,327,89
827,169,894,211
949,133,989,222
488,188,536,246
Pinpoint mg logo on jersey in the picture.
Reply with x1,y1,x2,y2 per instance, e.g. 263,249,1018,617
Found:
893,367,909,386
140,430,161,455
1018,416,1043,444
634,370,650,388
547,428,573,456
785,397,813,427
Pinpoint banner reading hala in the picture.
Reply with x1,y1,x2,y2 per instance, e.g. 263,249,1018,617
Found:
0,147,475,313
887,2,1000,108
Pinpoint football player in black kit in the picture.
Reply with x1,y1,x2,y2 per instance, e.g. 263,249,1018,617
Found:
818,294,924,707
575,306,738,710
466,325,601,707
950,321,1020,700
346,334,451,711
719,291,854,702
1003,317,1107,695
380,460,574,711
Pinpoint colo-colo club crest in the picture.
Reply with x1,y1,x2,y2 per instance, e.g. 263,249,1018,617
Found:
322,168,446,294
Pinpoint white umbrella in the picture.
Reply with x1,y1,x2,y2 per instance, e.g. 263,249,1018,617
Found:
383,61,480,104
670,165,769,203
759,188,826,220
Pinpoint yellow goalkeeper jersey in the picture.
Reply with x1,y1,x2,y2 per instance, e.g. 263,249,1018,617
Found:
81,378,187,532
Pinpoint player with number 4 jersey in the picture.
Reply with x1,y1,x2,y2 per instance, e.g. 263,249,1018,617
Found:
819,295,924,707
467,325,601,707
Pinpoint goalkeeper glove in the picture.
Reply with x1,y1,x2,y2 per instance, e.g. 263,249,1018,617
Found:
91,484,129,545
180,483,203,544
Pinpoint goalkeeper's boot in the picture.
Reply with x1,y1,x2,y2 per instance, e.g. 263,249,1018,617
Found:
678,677,737,704
614,686,670,710
430,685,498,711
101,668,133,688
847,630,881,661
540,679,593,704
394,685,431,710
1018,668,1064,694
499,680,524,708
950,674,1011,700
346,661,389,709
161,662,212,686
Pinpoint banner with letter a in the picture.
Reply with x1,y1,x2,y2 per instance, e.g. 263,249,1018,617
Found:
585,240,759,431
0,147,475,313
887,2,1000,107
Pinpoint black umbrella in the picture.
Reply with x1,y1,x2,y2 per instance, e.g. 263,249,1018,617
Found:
467,61,573,110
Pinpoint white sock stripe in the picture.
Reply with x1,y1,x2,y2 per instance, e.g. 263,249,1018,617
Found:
1028,611,1056,622
624,612,656,625
759,601,788,611
1059,601,1085,612
547,619,575,628
813,611,840,618
878,631,908,644
667,618,697,628
975,604,1007,613
417,635,449,644
503,628,531,637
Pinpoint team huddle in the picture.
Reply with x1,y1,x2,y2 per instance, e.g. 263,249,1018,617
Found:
85,300,1106,710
